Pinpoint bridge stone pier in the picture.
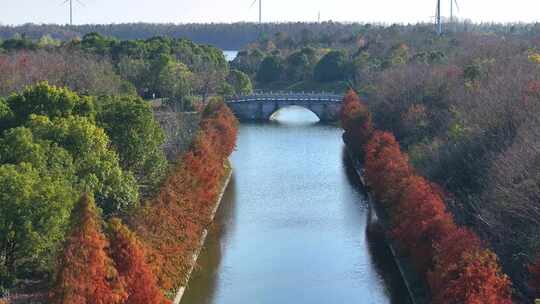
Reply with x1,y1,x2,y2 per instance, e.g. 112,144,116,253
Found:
226,92,344,122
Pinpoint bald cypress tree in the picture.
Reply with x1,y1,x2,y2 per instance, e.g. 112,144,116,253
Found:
50,194,127,304
108,218,171,304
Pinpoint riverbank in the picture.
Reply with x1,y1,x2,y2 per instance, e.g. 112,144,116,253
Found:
344,142,430,304
340,89,512,303
173,162,233,304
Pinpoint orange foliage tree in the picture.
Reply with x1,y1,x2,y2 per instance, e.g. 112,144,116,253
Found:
133,100,238,291
340,89,512,303
50,194,127,304
108,218,171,304
340,89,374,153
391,174,456,273
364,131,413,207
429,228,512,304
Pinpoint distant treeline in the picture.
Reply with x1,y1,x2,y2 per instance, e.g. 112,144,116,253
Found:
3,22,540,50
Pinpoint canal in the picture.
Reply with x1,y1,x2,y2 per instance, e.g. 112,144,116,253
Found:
181,107,409,304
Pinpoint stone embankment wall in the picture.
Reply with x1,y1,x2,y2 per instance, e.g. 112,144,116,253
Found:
172,166,233,304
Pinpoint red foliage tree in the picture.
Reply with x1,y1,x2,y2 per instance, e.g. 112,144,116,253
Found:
391,175,456,273
340,89,374,153
108,218,171,304
133,101,238,291
354,89,512,302
50,194,127,304
364,131,413,207
429,228,512,304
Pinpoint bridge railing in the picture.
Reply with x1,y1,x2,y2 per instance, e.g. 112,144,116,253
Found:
227,91,344,103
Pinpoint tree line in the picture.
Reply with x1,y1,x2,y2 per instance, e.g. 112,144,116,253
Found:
3,22,540,50
341,90,512,303
0,33,253,108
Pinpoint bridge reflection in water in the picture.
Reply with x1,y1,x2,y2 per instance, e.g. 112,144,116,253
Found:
181,107,409,304
226,92,343,122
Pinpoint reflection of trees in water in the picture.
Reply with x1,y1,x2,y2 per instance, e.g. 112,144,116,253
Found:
180,175,238,304
341,146,411,304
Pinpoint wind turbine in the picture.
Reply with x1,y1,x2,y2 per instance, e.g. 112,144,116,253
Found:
250,0,262,24
450,0,460,24
62,0,84,26
435,0,442,35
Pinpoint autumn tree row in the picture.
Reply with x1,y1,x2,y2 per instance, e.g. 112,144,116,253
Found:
132,98,238,291
50,194,170,304
340,89,512,303
49,99,238,303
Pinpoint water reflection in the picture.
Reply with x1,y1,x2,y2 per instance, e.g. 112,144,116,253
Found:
180,177,237,304
181,108,408,304
342,149,411,304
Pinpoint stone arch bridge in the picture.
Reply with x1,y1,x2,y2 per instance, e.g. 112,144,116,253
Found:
226,92,344,122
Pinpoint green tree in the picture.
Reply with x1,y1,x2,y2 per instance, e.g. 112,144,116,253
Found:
148,53,173,97
117,56,150,96
0,162,77,283
96,95,167,193
29,115,139,215
37,35,61,48
218,82,235,99
232,49,265,75
314,50,348,82
226,69,253,95
81,32,117,56
0,35,37,51
256,55,284,83
0,127,76,179
158,60,193,110
0,98,12,132
6,81,95,127
285,49,316,82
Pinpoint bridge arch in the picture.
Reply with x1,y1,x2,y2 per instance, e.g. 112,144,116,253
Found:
268,105,321,122
226,92,343,122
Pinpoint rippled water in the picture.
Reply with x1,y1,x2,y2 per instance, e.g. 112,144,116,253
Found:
181,107,409,304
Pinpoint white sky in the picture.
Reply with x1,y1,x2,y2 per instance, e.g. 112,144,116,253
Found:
1,0,539,25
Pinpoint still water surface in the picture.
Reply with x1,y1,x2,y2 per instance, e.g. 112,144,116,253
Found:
223,50,238,62
181,107,409,304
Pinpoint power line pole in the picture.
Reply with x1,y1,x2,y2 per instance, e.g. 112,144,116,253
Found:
259,0,262,24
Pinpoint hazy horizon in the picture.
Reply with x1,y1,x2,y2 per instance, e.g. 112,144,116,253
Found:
1,0,540,26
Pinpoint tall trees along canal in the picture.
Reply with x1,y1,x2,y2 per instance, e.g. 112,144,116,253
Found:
182,107,409,304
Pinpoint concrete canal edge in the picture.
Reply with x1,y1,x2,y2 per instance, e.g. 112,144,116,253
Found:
172,162,233,304
344,142,430,304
